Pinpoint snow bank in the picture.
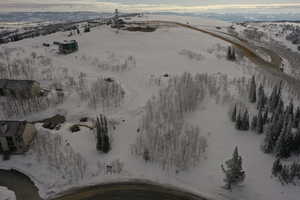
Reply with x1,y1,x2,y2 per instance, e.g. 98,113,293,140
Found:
0,187,16,200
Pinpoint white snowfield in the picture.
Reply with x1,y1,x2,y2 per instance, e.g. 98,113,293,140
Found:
0,187,16,200
0,14,299,200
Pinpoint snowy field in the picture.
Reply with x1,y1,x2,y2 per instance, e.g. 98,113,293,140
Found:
0,14,300,200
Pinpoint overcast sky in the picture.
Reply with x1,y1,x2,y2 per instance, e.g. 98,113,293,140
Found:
1,0,300,13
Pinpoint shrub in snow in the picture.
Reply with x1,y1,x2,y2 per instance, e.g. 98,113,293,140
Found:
80,54,136,72
179,49,204,61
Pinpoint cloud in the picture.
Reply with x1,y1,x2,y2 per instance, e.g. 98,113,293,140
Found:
1,1,300,12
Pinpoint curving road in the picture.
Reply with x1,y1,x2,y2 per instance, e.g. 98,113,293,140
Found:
138,20,300,93
139,20,282,70
0,169,42,200
0,169,207,200
51,182,207,200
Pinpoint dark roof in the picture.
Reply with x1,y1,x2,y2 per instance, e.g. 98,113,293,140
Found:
0,79,37,90
0,121,26,137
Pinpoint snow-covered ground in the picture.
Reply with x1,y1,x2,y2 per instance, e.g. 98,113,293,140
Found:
232,22,300,52
0,187,16,200
0,14,299,200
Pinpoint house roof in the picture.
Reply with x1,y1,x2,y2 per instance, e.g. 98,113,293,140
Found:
0,121,26,137
0,79,37,91
60,40,77,45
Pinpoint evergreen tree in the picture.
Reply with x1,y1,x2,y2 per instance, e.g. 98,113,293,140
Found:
221,146,245,190
227,46,232,60
274,117,292,158
249,76,256,103
235,111,242,130
269,85,279,111
143,149,150,162
280,165,290,184
287,99,294,117
96,117,103,151
294,107,300,128
96,114,110,153
227,46,236,61
263,108,269,124
269,113,284,152
272,159,282,177
242,109,250,131
231,104,237,122
263,124,274,153
256,109,264,134
251,115,258,131
231,48,236,60
257,84,266,110
291,129,300,153
289,162,298,183
102,134,110,153
269,82,282,112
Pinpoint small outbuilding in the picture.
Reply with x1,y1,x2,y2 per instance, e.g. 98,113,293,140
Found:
57,40,79,54
0,121,37,154
0,79,41,98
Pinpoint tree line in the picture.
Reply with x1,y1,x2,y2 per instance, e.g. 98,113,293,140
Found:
231,75,300,184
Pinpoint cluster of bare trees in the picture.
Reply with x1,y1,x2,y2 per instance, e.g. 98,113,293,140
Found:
79,54,136,72
0,48,55,80
32,130,88,184
132,72,213,171
0,92,65,118
0,97,50,118
77,77,125,111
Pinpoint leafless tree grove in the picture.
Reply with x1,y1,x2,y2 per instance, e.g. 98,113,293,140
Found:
32,130,88,184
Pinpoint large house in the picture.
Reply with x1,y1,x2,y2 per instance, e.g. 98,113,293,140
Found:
0,79,41,98
0,121,37,153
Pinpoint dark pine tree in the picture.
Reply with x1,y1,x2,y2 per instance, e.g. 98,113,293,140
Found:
143,149,150,162
257,84,266,110
249,76,257,103
96,114,110,153
294,107,300,128
221,146,245,190
231,104,237,122
274,117,292,158
242,109,250,131
263,107,269,124
235,111,243,130
272,158,282,177
256,109,264,134
251,115,258,131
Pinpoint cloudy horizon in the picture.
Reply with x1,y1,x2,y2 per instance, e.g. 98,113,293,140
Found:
0,0,300,13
